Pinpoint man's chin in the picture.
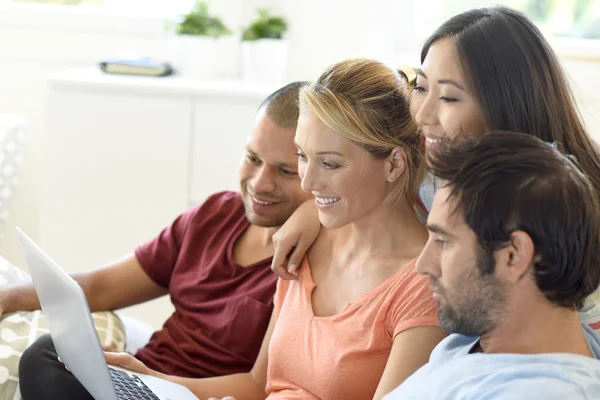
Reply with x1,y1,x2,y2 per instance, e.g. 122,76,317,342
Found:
245,211,287,228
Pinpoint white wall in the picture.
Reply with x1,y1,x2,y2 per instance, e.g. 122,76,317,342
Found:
563,58,600,138
0,0,403,269
0,6,174,269
0,2,598,325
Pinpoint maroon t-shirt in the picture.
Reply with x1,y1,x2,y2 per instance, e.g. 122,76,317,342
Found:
133,191,277,378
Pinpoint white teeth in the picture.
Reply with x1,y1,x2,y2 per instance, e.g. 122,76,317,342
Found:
253,196,275,205
315,197,341,205
425,137,441,144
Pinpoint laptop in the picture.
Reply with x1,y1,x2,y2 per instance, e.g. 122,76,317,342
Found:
16,227,198,400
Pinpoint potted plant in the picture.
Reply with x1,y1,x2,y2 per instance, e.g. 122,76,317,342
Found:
241,9,289,82
168,1,237,79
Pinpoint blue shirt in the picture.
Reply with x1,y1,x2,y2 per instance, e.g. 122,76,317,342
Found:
418,173,436,213
384,323,600,400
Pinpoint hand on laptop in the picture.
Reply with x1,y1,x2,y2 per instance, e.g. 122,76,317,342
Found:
102,344,118,352
60,350,145,375
104,351,153,376
57,356,69,372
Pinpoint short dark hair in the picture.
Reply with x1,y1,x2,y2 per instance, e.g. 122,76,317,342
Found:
259,81,308,129
422,6,600,202
429,131,600,310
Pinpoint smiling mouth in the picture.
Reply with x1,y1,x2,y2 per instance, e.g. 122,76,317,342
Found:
251,196,280,205
425,136,442,145
315,196,341,207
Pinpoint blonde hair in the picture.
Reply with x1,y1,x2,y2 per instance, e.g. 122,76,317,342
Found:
299,58,425,206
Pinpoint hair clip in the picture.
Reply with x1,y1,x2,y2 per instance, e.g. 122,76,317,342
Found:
397,65,417,87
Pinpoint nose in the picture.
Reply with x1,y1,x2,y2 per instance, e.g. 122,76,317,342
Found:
415,239,440,279
412,90,438,129
299,162,323,193
252,165,277,193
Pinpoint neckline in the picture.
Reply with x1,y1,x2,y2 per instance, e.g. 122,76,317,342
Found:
462,324,599,360
226,203,274,271
302,257,417,320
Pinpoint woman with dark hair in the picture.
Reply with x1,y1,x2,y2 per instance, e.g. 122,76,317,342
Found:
272,5,600,326
411,5,600,207
409,5,600,317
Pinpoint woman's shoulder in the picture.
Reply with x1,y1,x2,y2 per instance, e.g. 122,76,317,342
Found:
305,228,335,265
383,258,439,334
384,257,433,298
358,257,428,304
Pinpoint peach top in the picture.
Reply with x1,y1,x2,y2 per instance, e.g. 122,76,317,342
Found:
265,257,439,399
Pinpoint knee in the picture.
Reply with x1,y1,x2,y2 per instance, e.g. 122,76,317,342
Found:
19,333,55,379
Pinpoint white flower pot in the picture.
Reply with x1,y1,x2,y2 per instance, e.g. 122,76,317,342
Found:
241,39,289,83
170,35,240,79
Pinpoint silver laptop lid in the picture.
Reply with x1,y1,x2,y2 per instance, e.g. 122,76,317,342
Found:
16,227,118,400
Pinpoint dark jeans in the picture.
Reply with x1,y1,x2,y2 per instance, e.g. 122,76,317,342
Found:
19,333,94,400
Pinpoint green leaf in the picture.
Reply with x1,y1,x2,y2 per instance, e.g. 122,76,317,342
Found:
173,1,231,38
242,8,288,41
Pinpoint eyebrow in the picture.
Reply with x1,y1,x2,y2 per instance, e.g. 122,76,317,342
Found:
293,141,344,157
416,69,467,92
246,148,297,170
438,79,466,92
427,223,453,237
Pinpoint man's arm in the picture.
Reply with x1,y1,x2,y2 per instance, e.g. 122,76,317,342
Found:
156,305,274,399
0,253,168,315
271,199,321,279
106,303,277,400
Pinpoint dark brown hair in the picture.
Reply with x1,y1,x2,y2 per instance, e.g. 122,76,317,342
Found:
422,6,600,197
259,81,308,129
430,132,600,310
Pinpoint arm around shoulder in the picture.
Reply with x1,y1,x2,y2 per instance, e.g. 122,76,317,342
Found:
271,199,321,279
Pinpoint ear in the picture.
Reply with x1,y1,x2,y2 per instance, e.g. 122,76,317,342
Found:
495,230,535,283
385,146,407,183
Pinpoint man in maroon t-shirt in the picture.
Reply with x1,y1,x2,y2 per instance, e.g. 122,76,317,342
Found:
15,82,313,400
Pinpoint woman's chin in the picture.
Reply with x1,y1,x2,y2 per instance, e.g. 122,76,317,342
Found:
318,212,348,230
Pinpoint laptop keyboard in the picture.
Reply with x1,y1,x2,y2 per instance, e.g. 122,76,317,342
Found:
109,367,161,400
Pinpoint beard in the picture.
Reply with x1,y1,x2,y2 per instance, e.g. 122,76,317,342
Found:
242,202,287,227
437,247,506,337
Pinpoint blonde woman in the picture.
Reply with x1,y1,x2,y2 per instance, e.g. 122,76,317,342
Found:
105,59,446,400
